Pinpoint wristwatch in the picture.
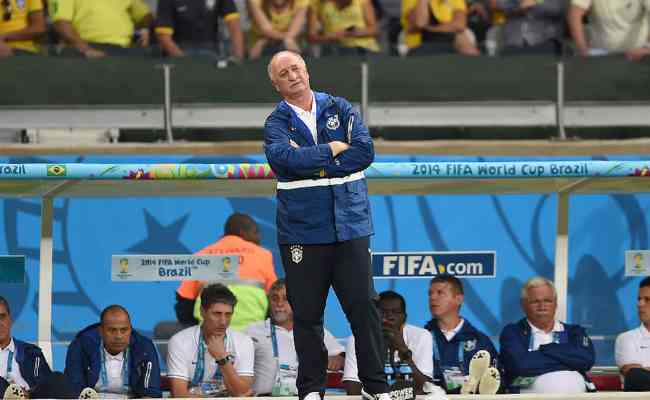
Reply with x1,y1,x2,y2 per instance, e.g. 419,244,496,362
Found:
215,354,234,366
398,349,412,361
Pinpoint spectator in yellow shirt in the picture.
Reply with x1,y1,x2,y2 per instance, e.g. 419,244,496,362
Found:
402,0,480,55
50,0,153,58
247,0,309,59
308,0,380,55
0,0,45,57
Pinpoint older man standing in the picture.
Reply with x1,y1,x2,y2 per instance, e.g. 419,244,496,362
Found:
263,51,388,400
499,277,595,393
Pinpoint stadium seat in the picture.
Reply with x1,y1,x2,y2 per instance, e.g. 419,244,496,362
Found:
587,371,622,391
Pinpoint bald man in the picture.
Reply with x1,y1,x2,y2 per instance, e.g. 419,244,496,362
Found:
263,51,388,400
65,305,161,398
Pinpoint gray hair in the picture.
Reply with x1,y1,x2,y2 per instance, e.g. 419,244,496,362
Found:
521,276,557,301
267,51,307,83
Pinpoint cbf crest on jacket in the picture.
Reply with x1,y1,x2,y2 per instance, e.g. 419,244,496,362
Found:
264,91,374,245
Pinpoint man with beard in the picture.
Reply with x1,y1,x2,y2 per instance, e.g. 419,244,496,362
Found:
167,283,254,397
615,276,650,391
343,290,434,395
65,305,161,398
245,279,345,396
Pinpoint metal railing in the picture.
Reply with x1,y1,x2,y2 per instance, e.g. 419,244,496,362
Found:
1,60,650,143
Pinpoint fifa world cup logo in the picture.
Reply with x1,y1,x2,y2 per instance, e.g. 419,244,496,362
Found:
222,257,231,273
119,258,129,274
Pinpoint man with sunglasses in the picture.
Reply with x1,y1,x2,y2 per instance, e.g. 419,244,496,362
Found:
0,0,45,57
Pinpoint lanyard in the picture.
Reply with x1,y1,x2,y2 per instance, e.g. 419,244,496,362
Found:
2,350,13,379
432,335,465,373
270,323,280,359
99,341,130,394
528,329,562,351
192,333,228,386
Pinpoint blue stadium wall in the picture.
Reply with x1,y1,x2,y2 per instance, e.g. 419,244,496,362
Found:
0,154,647,370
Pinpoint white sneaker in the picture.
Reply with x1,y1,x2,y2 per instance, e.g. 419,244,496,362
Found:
461,350,491,394
422,382,449,400
303,392,321,400
478,367,501,395
3,384,25,400
79,387,99,399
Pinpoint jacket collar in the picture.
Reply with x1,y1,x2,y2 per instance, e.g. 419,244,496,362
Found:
427,317,480,342
0,338,15,353
276,91,335,120
276,91,336,145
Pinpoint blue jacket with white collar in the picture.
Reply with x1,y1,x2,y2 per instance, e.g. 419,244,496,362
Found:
499,318,595,393
8,338,52,389
64,323,162,398
264,91,374,245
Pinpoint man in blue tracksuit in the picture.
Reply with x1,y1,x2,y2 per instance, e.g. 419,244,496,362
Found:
499,277,595,394
264,51,388,400
64,305,161,398
0,296,75,399
425,275,500,394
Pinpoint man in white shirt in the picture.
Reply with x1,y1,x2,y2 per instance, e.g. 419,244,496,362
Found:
245,279,345,396
615,276,650,391
568,0,650,61
343,291,434,396
167,283,254,397
499,277,596,394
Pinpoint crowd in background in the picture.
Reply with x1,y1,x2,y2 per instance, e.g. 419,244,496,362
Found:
1,0,649,61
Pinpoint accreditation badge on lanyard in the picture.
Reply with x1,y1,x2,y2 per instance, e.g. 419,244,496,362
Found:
270,324,298,396
191,334,230,397
433,337,468,391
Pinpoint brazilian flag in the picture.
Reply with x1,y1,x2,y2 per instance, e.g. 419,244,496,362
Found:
47,164,67,177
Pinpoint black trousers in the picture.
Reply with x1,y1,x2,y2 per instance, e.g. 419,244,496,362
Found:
624,368,650,391
280,236,388,399
0,372,76,399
